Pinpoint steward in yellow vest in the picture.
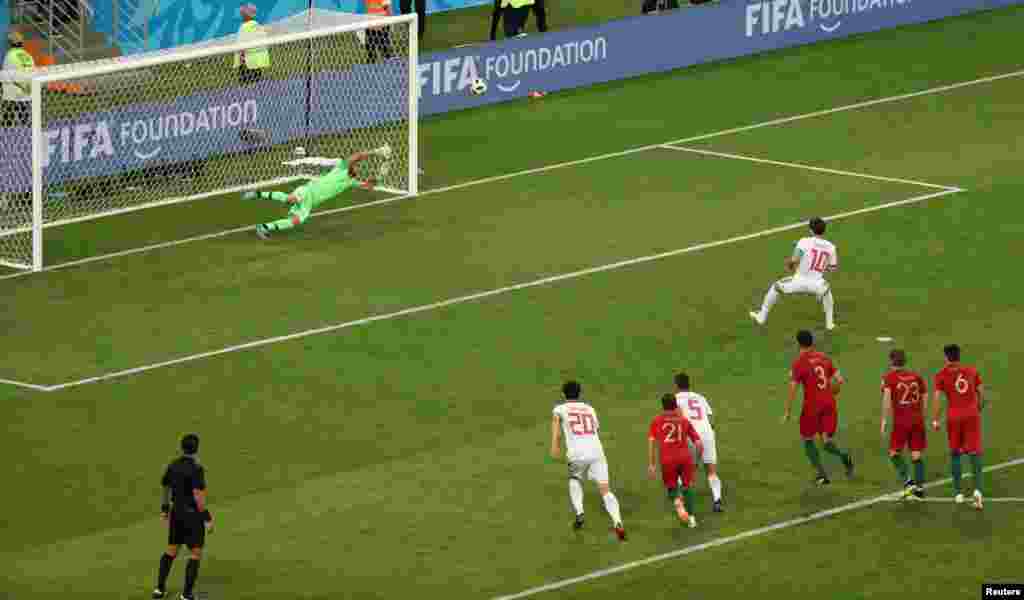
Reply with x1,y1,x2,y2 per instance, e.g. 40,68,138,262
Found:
234,4,271,85
491,0,535,40
3,31,34,127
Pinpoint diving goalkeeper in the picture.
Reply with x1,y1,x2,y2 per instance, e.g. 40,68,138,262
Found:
244,151,377,238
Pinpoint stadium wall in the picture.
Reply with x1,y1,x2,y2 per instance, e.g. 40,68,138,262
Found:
92,0,487,52
419,0,1024,115
0,2,8,53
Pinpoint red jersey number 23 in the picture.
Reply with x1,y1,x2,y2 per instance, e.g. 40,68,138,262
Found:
568,412,596,436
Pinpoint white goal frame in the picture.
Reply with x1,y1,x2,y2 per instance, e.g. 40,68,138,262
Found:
8,12,418,272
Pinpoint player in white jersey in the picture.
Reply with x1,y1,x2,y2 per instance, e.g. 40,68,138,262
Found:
674,373,724,512
750,217,838,331
550,380,626,541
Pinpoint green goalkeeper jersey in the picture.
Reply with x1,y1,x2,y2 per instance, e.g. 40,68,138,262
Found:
298,160,358,207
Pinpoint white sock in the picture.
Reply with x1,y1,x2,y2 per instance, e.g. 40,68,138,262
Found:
602,491,623,526
708,474,722,502
822,289,835,327
759,284,780,319
569,478,584,516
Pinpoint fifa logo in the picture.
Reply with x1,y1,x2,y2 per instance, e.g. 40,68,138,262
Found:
43,122,115,168
745,0,806,37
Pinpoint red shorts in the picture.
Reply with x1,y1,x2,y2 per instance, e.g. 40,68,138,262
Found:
947,415,982,454
800,403,837,439
890,421,926,453
661,458,695,490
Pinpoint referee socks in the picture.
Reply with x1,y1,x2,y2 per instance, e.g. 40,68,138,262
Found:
184,559,201,598
156,553,175,592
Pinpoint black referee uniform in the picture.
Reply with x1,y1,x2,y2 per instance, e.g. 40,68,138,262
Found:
154,434,211,600
163,455,208,548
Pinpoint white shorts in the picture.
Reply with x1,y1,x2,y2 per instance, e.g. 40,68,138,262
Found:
568,457,610,483
688,430,718,465
775,275,830,299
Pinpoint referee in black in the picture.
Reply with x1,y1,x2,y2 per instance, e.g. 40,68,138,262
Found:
153,434,212,600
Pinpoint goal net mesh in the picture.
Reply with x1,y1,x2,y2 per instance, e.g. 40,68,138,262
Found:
0,9,415,270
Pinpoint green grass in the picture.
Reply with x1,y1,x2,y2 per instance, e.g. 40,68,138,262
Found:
3,5,1024,600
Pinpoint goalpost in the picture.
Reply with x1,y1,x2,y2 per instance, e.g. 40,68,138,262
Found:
0,9,418,272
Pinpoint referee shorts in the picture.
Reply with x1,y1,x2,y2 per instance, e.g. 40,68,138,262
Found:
168,511,206,549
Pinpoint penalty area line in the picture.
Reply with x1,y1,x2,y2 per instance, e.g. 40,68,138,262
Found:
660,145,963,192
889,497,1024,503
0,378,52,392
41,187,961,392
491,456,1024,600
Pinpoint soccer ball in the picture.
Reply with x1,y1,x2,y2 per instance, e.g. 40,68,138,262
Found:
470,78,487,96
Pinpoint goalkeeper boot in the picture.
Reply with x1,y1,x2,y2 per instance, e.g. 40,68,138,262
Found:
814,475,831,487
255,224,271,239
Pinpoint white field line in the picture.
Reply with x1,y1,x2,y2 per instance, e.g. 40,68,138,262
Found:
38,187,960,392
664,68,1024,147
491,456,1024,600
660,146,963,192
890,497,1024,503
1,68,1020,282
0,378,51,392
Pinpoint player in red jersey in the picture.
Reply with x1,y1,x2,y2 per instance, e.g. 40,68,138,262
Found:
880,349,928,500
648,393,703,528
931,344,986,509
785,330,852,485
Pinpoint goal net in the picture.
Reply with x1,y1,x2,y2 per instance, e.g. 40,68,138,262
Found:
0,9,418,271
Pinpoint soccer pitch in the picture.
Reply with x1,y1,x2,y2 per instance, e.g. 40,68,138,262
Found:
3,6,1024,599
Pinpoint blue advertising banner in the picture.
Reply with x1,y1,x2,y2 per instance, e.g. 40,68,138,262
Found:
0,60,407,192
418,0,1024,115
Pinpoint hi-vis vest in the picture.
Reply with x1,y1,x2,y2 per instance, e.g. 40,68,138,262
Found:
233,20,271,70
3,47,35,102
502,0,534,8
